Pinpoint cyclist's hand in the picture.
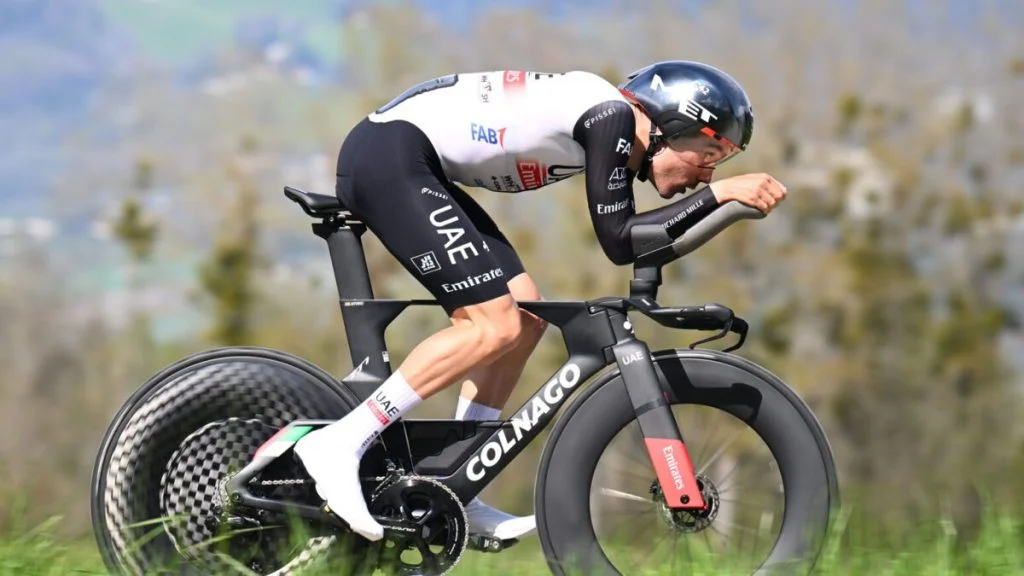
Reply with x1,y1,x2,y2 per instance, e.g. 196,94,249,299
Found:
709,173,788,214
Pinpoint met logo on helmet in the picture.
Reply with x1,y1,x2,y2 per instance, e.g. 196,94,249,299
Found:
650,74,719,124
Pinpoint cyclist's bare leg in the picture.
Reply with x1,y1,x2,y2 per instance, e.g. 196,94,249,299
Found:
398,293,524,398
448,273,547,540
294,293,525,541
457,273,548,410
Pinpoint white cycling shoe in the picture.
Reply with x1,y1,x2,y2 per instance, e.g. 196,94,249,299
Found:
292,428,384,542
294,428,534,543
464,498,536,541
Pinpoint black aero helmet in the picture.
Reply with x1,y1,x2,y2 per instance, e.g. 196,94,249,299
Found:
619,60,754,176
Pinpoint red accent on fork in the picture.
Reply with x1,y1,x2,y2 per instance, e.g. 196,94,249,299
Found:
644,438,706,510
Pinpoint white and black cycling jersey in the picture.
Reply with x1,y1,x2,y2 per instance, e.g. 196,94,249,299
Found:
367,70,718,265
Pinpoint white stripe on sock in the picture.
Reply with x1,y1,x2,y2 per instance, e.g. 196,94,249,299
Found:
455,396,502,421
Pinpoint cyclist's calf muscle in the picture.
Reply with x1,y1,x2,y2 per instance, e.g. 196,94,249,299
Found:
397,293,525,400
457,272,549,409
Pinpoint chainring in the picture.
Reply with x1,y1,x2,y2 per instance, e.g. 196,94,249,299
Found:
160,418,337,574
368,476,468,576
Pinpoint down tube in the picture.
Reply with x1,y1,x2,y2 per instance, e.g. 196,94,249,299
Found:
441,353,609,503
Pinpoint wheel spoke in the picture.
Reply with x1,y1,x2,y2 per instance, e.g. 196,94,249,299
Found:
692,408,724,470
599,458,660,485
718,495,777,506
597,487,651,504
709,522,734,541
670,531,680,572
715,455,744,488
597,507,659,517
718,460,773,495
628,527,675,573
580,395,831,576
696,425,746,476
600,509,657,541
622,424,658,470
714,518,762,536
701,529,714,553
682,529,695,562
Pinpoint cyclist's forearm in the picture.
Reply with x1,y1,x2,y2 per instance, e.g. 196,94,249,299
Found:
630,185,719,239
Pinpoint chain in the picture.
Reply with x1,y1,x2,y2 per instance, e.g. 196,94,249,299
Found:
257,475,393,488
257,478,312,486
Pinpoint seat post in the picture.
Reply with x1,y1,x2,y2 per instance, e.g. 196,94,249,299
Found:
312,216,374,301
311,215,397,398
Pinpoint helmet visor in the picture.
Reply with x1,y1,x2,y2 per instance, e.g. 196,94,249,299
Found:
665,126,744,167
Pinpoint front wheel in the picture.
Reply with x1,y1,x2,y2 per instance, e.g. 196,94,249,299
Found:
535,349,838,576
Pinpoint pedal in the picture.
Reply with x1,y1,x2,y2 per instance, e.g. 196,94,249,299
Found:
467,534,519,553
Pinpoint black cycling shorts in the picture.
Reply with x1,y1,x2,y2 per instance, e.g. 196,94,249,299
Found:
335,117,526,315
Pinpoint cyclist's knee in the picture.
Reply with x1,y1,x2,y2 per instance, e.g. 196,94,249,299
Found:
481,304,523,357
519,308,547,343
458,296,523,359
507,273,548,341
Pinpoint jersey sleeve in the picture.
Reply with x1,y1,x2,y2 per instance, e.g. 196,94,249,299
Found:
572,100,721,266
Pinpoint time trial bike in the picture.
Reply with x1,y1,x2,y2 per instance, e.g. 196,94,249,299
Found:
90,185,838,576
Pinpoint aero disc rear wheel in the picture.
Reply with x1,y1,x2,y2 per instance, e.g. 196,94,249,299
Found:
90,347,358,575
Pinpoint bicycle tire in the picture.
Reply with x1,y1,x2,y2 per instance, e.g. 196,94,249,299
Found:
90,346,359,575
535,348,838,576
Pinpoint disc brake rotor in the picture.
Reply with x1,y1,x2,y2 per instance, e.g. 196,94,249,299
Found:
651,473,721,533
369,476,468,576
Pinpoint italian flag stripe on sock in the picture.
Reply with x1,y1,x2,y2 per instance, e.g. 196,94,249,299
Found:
254,424,313,459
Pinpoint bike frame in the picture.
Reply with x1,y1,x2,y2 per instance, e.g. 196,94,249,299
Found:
228,187,763,521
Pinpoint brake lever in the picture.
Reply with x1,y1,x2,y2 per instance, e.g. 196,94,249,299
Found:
688,317,733,350
685,303,745,351
722,317,748,353
619,299,751,353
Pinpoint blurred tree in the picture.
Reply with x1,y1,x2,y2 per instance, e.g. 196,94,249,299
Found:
195,135,265,346
112,157,160,265
110,156,161,372
836,92,863,139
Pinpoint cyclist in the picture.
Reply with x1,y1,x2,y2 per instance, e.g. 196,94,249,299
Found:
294,60,787,542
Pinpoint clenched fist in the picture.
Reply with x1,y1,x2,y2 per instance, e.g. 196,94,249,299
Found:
709,173,788,214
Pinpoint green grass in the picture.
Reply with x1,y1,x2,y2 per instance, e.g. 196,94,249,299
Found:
4,508,1024,576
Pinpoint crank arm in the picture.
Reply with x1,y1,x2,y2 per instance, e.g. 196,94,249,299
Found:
613,340,705,510
258,502,421,539
317,504,429,539
375,516,421,536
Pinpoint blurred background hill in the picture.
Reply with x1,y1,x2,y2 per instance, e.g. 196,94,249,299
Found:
2,0,1024,558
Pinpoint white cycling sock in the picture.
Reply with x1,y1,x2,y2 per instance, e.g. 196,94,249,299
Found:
347,370,422,454
294,370,421,541
454,394,537,539
455,396,503,421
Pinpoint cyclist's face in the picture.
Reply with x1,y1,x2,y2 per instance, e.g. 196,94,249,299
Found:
649,134,728,198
